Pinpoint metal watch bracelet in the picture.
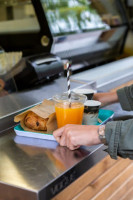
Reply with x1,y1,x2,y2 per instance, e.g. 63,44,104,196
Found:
98,125,107,145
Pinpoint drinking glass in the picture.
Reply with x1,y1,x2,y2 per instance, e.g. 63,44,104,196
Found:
53,93,87,128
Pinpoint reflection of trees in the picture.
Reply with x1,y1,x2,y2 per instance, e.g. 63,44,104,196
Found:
77,0,90,6
42,0,68,8
42,0,105,35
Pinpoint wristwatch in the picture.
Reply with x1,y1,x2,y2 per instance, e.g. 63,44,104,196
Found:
98,125,107,145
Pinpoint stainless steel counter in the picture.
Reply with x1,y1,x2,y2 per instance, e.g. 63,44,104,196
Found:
1,57,133,199
1,102,132,200
0,76,101,200
0,126,107,200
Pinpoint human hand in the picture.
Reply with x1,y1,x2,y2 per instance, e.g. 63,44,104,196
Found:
53,124,101,150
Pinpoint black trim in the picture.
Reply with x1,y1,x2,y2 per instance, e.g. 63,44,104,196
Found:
31,0,53,45
0,0,53,56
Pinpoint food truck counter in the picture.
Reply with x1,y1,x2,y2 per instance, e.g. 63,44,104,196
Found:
0,78,105,200
1,57,133,200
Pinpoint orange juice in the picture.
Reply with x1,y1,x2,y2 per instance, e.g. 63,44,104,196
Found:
55,102,84,128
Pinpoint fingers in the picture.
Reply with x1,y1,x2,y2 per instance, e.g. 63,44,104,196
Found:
53,125,69,146
53,124,101,150
60,131,67,146
53,126,65,144
67,131,80,150
53,124,81,150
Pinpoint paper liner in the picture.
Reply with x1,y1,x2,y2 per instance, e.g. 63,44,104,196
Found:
14,99,57,133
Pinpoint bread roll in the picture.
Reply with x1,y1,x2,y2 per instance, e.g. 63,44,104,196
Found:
24,111,48,131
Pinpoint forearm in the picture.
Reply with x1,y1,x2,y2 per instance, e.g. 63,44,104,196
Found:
93,91,119,107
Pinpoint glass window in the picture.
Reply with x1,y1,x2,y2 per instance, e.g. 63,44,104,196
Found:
41,0,109,36
91,0,123,26
0,0,41,98
0,0,40,34
41,0,124,36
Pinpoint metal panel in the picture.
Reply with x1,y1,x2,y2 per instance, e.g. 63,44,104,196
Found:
0,126,107,200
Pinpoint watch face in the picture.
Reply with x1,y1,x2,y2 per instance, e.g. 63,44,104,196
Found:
99,135,106,144
98,125,106,144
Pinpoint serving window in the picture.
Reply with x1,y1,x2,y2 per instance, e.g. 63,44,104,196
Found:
0,0,40,34
0,0,129,99
41,0,109,36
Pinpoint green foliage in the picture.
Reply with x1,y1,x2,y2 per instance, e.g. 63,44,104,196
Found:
43,0,68,9
42,0,105,34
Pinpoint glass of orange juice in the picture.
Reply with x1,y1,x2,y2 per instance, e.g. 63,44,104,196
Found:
53,93,87,128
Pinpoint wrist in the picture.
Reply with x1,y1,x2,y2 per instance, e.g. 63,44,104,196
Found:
92,126,102,145
98,125,107,145
111,91,119,103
